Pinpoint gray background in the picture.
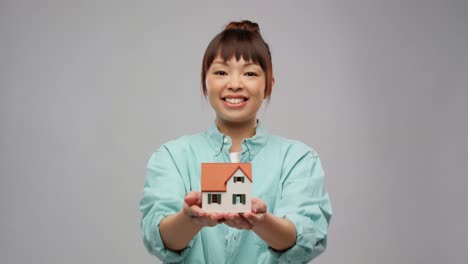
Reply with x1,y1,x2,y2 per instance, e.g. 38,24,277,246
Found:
1,0,467,263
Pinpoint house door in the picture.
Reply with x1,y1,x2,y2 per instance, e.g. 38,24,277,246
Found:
232,194,246,205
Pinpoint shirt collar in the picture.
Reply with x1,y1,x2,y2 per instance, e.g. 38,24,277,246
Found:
206,119,269,161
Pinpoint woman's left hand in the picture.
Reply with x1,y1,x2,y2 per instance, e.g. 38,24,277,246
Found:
223,197,267,230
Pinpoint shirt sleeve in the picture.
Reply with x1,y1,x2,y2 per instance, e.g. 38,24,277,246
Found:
271,145,333,263
139,146,194,263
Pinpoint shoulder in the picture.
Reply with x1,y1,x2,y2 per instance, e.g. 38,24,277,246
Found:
153,131,209,156
160,131,206,149
145,132,208,172
162,133,203,147
265,134,325,182
266,133,320,159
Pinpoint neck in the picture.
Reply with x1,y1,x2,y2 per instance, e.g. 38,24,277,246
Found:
216,117,257,152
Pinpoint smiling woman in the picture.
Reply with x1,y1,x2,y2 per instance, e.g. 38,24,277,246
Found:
139,20,332,263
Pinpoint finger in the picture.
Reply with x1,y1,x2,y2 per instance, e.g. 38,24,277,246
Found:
186,204,205,217
251,198,267,214
205,212,224,221
185,191,202,206
217,212,229,219
189,213,221,227
231,213,253,229
200,218,218,227
241,213,254,225
191,217,216,227
223,219,237,228
242,212,261,225
203,216,222,227
223,215,241,229
223,213,251,229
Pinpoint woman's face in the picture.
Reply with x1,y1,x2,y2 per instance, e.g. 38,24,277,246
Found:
205,55,266,125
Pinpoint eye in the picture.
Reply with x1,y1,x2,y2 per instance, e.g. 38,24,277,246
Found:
245,72,258,77
214,71,227,76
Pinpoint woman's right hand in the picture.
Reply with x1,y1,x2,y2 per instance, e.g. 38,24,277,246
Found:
183,191,225,227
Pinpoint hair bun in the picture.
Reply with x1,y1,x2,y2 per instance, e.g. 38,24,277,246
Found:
224,20,260,33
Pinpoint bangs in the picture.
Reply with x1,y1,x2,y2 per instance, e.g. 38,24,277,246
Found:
205,29,270,70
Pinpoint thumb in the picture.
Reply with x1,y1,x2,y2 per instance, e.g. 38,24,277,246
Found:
251,197,267,214
184,191,201,206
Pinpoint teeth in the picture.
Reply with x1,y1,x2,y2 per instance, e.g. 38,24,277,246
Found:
225,98,245,104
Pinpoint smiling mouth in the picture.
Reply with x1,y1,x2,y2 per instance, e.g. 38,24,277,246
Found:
222,97,248,104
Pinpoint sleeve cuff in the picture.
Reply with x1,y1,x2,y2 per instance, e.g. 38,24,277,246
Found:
143,213,195,263
266,214,327,263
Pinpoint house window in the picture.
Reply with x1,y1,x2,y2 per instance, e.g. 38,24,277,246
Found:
208,194,221,204
233,176,245,183
232,194,246,205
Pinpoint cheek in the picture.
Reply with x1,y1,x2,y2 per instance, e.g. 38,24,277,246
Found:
206,78,222,93
251,81,266,98
204,80,215,97
205,82,220,103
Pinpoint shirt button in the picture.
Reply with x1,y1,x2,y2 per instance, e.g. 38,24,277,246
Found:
251,151,255,155
224,235,229,240
223,138,228,143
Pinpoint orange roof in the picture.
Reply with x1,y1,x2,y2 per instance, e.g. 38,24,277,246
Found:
201,163,252,192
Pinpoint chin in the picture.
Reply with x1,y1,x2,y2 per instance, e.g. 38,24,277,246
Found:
218,114,256,124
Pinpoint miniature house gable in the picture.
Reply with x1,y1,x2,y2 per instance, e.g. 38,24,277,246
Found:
201,163,252,213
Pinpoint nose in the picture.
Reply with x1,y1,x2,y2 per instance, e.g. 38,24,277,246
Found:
227,74,244,91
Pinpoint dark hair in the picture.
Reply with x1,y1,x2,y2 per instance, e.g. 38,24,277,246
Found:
201,20,274,99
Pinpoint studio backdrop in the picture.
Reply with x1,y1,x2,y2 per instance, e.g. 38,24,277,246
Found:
1,1,467,263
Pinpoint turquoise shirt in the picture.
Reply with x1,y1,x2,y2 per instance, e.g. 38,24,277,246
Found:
139,121,332,263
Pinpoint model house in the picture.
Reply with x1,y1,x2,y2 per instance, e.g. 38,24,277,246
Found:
201,163,252,213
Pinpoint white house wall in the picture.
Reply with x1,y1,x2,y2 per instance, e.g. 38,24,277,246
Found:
202,169,252,213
